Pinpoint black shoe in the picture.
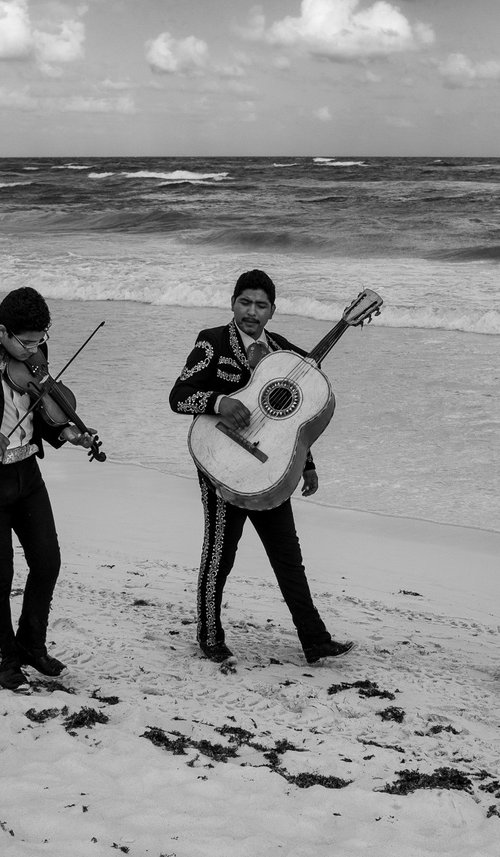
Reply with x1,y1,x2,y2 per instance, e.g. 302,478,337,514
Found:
0,655,30,690
16,642,66,677
200,641,235,663
303,639,355,664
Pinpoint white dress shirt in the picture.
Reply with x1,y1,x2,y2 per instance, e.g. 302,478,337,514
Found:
1,376,34,449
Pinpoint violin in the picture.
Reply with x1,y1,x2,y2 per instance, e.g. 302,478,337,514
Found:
5,348,106,463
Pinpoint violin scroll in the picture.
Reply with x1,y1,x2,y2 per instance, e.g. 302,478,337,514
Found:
87,434,106,463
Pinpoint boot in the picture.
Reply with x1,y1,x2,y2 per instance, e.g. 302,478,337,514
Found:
16,613,66,677
0,652,29,690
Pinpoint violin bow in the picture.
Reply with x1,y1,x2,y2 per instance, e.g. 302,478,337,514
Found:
53,320,105,382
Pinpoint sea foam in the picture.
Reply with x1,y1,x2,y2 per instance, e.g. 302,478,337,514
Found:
121,170,229,182
15,273,498,336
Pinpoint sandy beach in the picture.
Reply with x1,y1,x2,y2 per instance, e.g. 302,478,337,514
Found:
1,447,499,857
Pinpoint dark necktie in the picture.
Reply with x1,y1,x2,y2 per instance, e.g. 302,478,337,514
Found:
247,341,269,369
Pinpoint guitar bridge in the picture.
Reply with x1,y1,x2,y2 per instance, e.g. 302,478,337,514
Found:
216,422,268,463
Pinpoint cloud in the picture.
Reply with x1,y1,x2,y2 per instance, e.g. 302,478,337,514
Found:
314,105,332,121
60,94,135,113
0,0,85,66
100,77,132,91
273,55,291,70
0,0,31,57
438,53,500,89
145,29,251,90
34,19,84,64
364,68,381,83
0,83,34,108
248,0,434,61
146,31,209,74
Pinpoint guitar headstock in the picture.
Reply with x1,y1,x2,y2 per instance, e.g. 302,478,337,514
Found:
343,289,383,327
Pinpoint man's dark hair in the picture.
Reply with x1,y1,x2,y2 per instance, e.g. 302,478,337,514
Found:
0,287,51,334
233,270,276,305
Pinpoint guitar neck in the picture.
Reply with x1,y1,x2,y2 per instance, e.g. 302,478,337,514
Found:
307,318,349,364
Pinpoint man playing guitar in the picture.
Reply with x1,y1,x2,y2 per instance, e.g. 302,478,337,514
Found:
169,269,354,666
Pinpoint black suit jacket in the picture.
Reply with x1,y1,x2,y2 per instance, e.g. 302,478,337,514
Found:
169,319,315,470
0,344,68,459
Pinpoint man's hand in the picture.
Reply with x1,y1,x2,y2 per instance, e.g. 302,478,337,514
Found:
60,425,97,449
301,469,318,497
0,432,9,461
218,397,251,431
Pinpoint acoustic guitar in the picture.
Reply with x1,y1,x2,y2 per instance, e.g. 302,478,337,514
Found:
188,289,383,510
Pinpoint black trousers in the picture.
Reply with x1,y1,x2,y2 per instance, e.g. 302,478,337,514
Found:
197,472,331,651
0,456,61,659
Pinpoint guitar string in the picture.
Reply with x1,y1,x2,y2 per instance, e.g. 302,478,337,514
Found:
246,300,378,425
244,324,345,435
240,322,347,442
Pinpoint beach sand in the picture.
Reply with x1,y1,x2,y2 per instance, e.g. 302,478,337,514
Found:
1,448,499,856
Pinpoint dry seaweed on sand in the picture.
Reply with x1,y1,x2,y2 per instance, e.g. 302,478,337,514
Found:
91,690,120,705
479,780,500,797
141,727,188,755
284,772,351,790
143,724,349,790
415,723,461,736
142,726,239,762
327,679,397,701
376,706,406,723
358,738,406,753
214,725,302,757
381,767,474,795
215,724,255,743
63,707,110,731
25,706,68,723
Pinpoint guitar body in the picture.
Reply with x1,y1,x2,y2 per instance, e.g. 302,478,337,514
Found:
188,350,335,511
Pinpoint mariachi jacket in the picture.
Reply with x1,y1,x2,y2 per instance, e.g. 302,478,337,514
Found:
0,343,68,459
169,319,315,471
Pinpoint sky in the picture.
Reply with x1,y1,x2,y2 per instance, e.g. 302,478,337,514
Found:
0,0,500,156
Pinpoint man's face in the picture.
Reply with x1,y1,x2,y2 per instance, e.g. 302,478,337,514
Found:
0,327,48,362
231,288,275,340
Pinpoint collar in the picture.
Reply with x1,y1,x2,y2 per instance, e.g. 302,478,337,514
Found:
235,323,268,352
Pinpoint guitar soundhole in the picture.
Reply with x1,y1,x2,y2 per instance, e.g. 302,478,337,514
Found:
260,379,301,419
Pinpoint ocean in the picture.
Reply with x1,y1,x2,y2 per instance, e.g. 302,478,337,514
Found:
0,156,498,532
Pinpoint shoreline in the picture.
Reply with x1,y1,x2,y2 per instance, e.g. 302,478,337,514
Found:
44,449,500,618
109,454,500,538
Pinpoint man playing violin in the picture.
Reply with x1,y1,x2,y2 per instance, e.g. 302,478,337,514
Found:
170,269,354,666
0,287,93,691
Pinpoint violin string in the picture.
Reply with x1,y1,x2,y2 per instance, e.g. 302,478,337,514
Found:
44,377,90,433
